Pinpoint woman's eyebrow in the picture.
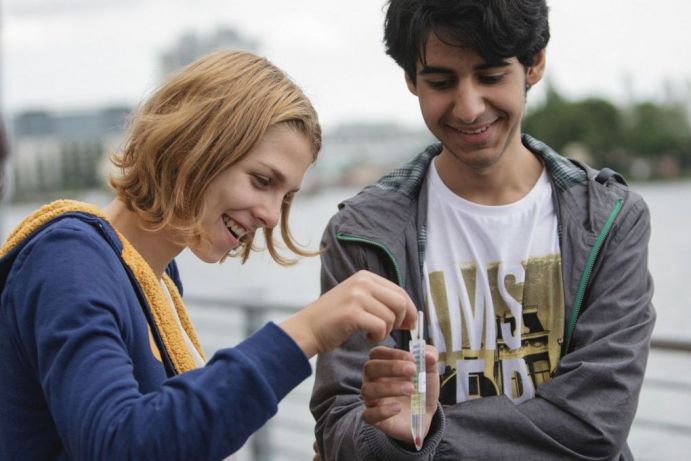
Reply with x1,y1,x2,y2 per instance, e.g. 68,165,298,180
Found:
257,161,301,193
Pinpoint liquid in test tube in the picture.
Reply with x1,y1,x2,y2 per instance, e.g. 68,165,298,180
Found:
409,310,426,451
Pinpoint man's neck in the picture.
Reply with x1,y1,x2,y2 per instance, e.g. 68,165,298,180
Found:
434,139,543,206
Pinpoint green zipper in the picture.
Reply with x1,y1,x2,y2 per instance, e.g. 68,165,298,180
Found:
561,197,624,357
335,232,404,287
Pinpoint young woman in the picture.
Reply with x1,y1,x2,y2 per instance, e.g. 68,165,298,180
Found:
0,50,417,461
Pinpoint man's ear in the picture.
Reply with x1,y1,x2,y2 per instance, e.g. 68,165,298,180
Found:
526,49,546,87
405,71,418,96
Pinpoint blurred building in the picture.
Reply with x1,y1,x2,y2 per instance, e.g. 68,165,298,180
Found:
8,107,130,199
6,27,433,201
311,123,435,190
159,27,259,80
7,27,260,201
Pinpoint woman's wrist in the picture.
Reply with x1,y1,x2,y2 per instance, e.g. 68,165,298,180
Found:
279,312,317,359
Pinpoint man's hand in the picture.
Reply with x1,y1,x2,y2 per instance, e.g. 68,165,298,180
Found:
312,440,320,461
361,345,439,445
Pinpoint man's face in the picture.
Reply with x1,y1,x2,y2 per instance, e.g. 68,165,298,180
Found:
407,33,544,174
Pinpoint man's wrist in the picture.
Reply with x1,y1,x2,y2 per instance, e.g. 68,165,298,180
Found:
390,437,417,452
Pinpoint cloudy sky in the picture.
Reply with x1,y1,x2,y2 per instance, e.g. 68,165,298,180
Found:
2,0,690,128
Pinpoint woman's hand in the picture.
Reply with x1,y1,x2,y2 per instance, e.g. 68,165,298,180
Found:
280,270,417,358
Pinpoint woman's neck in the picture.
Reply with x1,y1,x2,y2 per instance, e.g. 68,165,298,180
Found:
102,199,184,278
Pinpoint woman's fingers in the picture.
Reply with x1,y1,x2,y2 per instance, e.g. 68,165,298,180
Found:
284,270,420,357
348,271,417,331
347,293,399,342
352,311,388,343
359,296,397,340
367,275,418,330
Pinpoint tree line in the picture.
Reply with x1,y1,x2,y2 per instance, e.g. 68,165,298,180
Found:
523,84,691,180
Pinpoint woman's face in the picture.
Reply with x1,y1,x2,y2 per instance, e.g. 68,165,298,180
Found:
188,124,314,263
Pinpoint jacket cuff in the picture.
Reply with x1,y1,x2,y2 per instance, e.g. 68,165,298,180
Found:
357,402,445,460
235,322,312,402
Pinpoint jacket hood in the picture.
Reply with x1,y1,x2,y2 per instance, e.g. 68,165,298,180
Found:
333,134,633,243
0,200,204,375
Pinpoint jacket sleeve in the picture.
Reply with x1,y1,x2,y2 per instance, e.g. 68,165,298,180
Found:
312,198,654,460
310,217,446,461
7,223,311,461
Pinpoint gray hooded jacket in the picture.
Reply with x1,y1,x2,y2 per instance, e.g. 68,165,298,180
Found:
310,135,655,460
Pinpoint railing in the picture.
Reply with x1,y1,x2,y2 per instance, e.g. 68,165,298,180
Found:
184,294,691,461
650,337,691,353
185,295,309,461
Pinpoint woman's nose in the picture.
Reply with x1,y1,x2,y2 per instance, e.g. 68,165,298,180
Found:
254,195,281,229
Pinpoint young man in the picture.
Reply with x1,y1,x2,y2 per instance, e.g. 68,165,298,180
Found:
310,1,655,459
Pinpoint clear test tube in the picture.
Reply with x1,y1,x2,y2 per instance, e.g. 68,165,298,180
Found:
409,310,426,451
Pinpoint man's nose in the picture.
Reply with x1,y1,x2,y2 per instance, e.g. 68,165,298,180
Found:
451,81,485,124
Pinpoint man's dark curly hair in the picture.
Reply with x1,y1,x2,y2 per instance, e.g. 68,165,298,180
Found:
384,0,550,83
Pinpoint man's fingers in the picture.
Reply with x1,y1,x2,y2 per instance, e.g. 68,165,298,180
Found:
425,344,438,367
363,359,415,381
362,379,413,402
362,400,402,425
311,440,320,461
369,345,414,361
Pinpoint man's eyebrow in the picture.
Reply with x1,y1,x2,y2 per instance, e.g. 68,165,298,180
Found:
418,66,453,75
418,59,512,75
475,59,511,70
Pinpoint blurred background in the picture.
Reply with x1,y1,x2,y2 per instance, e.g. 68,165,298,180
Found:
1,1,689,460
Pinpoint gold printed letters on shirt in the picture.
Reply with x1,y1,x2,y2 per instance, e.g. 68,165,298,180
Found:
428,254,564,404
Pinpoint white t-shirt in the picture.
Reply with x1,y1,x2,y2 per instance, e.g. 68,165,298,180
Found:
423,160,564,404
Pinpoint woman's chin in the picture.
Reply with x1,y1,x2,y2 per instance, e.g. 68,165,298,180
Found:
189,245,227,264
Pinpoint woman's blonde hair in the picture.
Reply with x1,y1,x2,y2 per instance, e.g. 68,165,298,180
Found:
110,50,321,265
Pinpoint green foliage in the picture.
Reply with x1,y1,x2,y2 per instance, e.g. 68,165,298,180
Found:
523,83,691,176
623,102,691,158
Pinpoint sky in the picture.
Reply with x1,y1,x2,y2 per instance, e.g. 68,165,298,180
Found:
2,0,690,129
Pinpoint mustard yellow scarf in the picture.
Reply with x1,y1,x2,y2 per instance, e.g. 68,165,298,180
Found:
0,199,205,374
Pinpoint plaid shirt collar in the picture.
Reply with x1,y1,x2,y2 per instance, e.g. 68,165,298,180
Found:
374,134,587,196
